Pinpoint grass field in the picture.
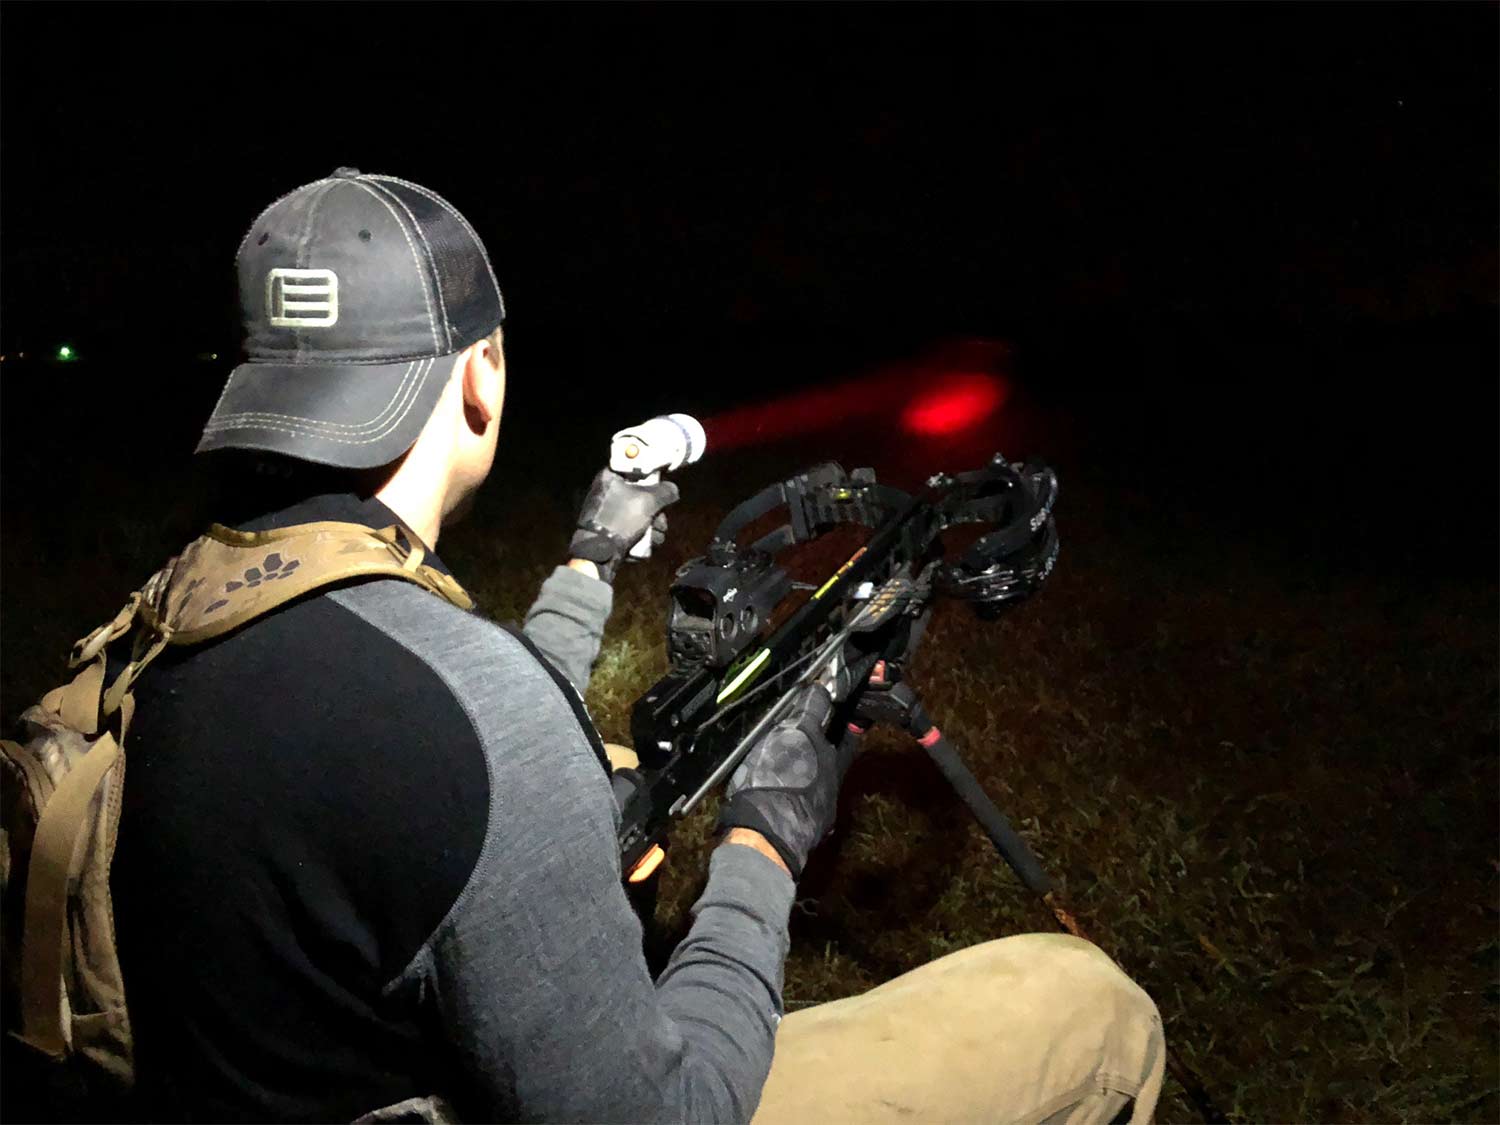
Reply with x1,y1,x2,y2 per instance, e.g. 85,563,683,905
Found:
2,372,1495,1123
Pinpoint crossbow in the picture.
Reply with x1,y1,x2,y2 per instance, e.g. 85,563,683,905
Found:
611,451,1227,1123
613,451,1058,882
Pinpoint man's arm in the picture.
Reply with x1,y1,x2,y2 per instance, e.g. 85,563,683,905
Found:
334,581,793,1122
521,562,613,693
405,627,794,1123
521,467,680,691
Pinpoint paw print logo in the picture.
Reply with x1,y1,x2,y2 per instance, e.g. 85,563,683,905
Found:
227,552,301,590
204,553,302,614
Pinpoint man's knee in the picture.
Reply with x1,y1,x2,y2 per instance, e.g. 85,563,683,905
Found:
761,934,1165,1125
976,933,1160,1030
974,932,1142,984
981,934,1165,1121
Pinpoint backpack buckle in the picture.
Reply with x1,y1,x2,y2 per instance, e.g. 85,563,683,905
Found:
68,593,143,669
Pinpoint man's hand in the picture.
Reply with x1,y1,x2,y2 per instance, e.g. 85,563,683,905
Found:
569,469,679,583
716,684,858,881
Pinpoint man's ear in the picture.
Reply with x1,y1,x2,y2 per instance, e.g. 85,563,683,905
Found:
460,338,504,431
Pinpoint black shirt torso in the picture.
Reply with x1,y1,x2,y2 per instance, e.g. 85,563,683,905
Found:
112,495,488,1122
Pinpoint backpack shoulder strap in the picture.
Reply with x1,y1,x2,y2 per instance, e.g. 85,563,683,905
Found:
139,520,474,648
9,521,474,1058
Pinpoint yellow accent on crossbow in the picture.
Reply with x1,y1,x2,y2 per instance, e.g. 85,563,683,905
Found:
812,545,868,601
716,648,771,704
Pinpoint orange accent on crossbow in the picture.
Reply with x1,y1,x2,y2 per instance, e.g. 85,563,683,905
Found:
812,546,868,601
628,844,666,883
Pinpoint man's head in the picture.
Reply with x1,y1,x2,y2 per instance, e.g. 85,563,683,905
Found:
197,169,507,533
375,321,506,538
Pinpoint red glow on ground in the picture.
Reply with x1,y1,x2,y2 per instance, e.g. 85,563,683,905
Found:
901,373,1008,436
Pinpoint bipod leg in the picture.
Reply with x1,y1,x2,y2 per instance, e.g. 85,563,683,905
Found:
886,685,1230,1124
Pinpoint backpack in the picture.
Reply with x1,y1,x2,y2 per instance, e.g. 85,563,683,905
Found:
1,519,472,1105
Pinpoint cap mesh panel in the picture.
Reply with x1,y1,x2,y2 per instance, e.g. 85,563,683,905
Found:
376,181,504,352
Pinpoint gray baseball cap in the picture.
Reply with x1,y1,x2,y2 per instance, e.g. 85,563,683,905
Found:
197,168,506,469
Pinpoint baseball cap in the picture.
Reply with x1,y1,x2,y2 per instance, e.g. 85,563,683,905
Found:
196,168,506,469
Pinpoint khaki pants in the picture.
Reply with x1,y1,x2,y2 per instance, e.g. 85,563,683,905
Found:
601,749,1166,1124
753,934,1166,1125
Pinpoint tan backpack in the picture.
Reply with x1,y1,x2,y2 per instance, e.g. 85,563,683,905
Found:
1,520,471,1097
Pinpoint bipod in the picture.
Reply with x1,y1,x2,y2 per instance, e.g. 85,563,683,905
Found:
851,664,1230,1125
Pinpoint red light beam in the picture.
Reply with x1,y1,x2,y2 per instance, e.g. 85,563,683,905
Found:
901,373,1009,437
701,339,1013,452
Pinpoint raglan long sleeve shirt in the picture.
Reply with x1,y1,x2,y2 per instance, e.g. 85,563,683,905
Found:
113,493,794,1124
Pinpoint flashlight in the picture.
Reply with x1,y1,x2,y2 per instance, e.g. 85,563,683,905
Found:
609,413,706,559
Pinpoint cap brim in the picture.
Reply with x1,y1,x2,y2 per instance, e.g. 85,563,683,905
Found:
195,354,455,470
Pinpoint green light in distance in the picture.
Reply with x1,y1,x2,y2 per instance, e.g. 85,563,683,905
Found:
57,345,74,360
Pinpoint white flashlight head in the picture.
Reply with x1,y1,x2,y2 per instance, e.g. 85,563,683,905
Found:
610,413,707,478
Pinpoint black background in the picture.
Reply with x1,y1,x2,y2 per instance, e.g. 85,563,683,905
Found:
1,9,1497,1120
2,2,1496,560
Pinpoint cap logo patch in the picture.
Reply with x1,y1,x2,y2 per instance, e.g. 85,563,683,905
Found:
266,268,339,327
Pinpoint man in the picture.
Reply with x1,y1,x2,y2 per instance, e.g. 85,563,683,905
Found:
112,169,1165,1123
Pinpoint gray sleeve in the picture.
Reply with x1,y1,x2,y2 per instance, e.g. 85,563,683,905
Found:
337,583,794,1123
522,564,614,693
429,808,793,1124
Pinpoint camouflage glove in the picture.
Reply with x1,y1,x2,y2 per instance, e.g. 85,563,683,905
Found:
569,468,680,582
717,684,857,880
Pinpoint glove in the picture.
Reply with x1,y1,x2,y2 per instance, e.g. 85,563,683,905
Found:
845,661,931,737
717,684,858,880
569,469,680,582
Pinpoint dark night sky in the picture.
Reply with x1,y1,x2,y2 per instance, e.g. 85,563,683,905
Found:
2,3,1496,538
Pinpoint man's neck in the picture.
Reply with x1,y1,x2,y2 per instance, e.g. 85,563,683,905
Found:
375,474,445,549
